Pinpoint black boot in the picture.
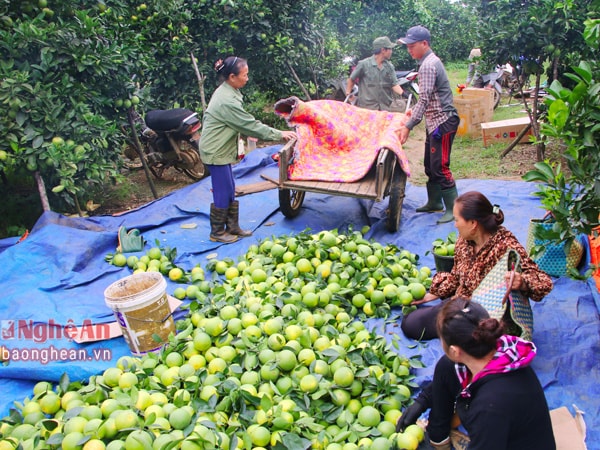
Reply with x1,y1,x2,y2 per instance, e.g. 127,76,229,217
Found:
226,200,252,237
437,186,458,224
210,204,238,243
416,182,444,213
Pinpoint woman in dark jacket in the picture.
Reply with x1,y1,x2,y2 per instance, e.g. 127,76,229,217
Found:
398,298,556,450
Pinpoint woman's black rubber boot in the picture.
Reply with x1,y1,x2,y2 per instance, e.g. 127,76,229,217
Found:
210,204,239,243
226,200,252,237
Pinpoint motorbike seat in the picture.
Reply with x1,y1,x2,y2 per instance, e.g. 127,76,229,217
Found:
146,108,200,132
395,70,412,78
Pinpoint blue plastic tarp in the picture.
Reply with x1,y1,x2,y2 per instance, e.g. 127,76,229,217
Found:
0,145,598,446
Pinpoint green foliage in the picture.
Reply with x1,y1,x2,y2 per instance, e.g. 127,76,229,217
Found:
319,0,478,71
243,90,287,130
0,4,137,213
522,20,600,258
471,0,599,161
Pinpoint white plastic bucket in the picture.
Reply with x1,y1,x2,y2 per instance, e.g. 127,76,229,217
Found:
104,272,174,356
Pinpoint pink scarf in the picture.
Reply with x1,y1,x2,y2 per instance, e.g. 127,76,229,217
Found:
456,335,537,398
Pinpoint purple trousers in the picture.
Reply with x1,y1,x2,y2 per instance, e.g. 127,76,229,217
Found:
207,164,235,209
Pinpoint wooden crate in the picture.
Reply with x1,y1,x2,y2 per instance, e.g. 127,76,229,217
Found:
480,116,532,147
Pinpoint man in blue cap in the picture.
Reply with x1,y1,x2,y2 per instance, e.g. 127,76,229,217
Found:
397,26,459,224
346,36,404,111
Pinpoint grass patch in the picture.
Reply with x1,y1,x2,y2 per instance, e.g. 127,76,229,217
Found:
452,135,529,180
99,176,145,204
440,62,541,181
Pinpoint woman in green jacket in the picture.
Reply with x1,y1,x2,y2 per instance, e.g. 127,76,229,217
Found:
199,56,296,243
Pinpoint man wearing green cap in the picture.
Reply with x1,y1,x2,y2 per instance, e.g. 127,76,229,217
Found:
346,36,404,111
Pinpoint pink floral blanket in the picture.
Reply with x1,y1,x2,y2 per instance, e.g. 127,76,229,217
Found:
274,97,410,182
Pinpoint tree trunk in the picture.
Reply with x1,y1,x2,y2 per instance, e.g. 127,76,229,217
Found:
34,171,51,212
127,108,159,199
552,56,559,83
286,62,312,101
518,70,545,162
191,53,207,111
73,195,84,217
530,74,545,161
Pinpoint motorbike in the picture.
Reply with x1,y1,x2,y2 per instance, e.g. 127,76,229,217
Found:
323,56,358,102
124,108,207,181
395,69,419,108
471,64,513,109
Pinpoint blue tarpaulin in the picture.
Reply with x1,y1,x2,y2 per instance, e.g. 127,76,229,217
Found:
0,145,598,446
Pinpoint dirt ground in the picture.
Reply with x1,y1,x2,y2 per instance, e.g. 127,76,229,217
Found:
91,124,535,217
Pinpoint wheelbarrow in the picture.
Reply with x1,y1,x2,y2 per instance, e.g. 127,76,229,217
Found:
266,137,407,232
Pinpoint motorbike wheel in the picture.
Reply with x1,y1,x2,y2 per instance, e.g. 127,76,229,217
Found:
492,88,501,109
178,140,208,181
183,161,208,181
122,158,143,171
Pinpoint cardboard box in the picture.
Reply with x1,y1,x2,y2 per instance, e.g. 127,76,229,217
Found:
480,116,532,147
550,406,587,450
461,87,495,119
455,88,495,136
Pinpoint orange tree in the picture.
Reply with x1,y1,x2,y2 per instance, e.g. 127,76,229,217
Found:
0,2,141,217
470,0,598,160
522,18,600,273
0,0,204,226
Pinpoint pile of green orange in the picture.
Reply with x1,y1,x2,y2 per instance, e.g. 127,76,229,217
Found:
1,228,431,450
106,245,188,284
431,232,456,257
186,228,430,317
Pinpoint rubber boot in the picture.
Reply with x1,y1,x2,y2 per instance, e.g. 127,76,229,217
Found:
226,200,252,237
437,186,458,224
416,182,443,213
210,204,238,243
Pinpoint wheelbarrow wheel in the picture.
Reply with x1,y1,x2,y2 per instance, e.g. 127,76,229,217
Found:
279,188,305,218
387,169,407,232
